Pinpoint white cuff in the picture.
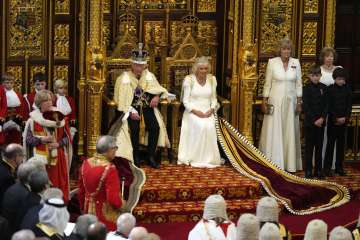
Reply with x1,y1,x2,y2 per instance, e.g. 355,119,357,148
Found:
122,107,138,122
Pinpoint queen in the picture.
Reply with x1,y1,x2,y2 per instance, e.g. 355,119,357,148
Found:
177,57,222,168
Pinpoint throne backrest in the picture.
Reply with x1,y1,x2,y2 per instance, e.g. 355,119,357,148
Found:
164,31,215,97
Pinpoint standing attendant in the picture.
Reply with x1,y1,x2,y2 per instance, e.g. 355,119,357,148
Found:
302,65,327,179
24,72,47,120
259,37,303,172
324,67,352,176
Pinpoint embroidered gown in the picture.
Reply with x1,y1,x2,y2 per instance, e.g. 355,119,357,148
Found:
178,74,221,168
259,57,303,172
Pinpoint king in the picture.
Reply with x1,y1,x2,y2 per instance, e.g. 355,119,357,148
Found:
112,43,170,169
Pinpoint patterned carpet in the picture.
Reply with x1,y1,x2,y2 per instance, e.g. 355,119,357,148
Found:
133,162,360,224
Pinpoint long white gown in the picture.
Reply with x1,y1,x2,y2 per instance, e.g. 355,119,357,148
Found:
177,74,222,168
188,220,237,240
259,57,303,172
320,65,342,169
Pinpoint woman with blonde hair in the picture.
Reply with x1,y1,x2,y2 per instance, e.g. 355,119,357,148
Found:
178,56,222,168
259,37,302,172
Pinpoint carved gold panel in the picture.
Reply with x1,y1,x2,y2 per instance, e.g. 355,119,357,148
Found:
55,0,70,14
54,24,70,59
30,65,46,87
170,21,187,52
304,0,318,14
103,21,112,49
256,62,267,97
8,0,45,57
197,0,216,13
103,0,111,13
118,13,137,37
197,21,217,56
301,22,317,56
301,62,314,84
118,0,188,10
6,66,23,92
144,21,165,56
259,0,294,54
53,65,69,82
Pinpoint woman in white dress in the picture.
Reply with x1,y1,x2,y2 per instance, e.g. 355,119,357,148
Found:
178,56,222,168
259,38,303,172
319,47,341,176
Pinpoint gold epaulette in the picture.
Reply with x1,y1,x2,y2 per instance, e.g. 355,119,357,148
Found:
353,228,360,240
279,223,292,240
36,223,58,237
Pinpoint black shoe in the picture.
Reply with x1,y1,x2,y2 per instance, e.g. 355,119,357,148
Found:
134,156,141,167
315,170,325,179
335,169,347,176
305,171,313,179
324,169,334,177
148,156,160,169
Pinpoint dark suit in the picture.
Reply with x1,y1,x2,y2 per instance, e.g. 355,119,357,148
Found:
324,83,352,172
302,82,327,174
0,161,16,205
2,182,30,232
16,191,42,229
33,224,64,240
66,233,84,240
20,204,42,231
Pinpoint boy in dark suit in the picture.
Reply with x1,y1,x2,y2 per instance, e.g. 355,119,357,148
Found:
324,67,352,176
303,65,327,179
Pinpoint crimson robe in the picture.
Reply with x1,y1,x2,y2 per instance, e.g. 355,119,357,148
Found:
0,86,7,144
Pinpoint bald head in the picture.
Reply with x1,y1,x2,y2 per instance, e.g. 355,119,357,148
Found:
116,213,136,236
129,227,148,240
11,230,35,240
87,222,107,240
4,144,24,166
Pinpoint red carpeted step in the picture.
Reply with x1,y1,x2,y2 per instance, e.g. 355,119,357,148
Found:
139,165,262,203
134,199,259,223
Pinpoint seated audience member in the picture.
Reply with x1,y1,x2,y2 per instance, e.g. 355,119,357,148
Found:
256,196,291,240
33,198,70,239
23,72,47,119
353,213,360,239
128,227,148,240
0,144,24,203
188,194,236,240
107,213,136,240
259,222,281,240
11,230,35,240
88,222,108,240
145,233,160,240
67,214,98,240
78,136,124,230
329,226,353,240
304,219,327,240
2,73,26,145
20,187,63,231
236,213,260,240
26,156,47,172
2,162,35,232
16,170,49,228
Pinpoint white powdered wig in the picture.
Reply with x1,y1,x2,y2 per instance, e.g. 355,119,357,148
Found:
329,226,353,240
304,219,328,240
237,213,260,240
192,56,211,74
259,222,281,240
256,196,279,223
203,194,228,221
128,227,148,240
39,198,70,235
117,213,136,235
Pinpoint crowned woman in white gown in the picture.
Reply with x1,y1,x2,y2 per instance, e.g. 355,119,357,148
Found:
178,57,222,168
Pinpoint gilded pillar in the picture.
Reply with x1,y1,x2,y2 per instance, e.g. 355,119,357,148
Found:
86,0,106,156
324,0,336,47
230,0,240,128
238,0,258,142
77,0,87,155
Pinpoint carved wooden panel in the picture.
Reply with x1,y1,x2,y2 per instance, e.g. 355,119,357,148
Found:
53,65,69,82
54,24,70,59
301,22,318,56
256,62,267,97
304,0,319,14
197,0,217,12
8,0,46,58
118,0,189,10
55,0,70,14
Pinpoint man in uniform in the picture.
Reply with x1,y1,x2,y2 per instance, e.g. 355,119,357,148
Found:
113,43,170,168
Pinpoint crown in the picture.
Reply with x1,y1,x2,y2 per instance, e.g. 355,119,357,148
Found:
131,43,148,64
